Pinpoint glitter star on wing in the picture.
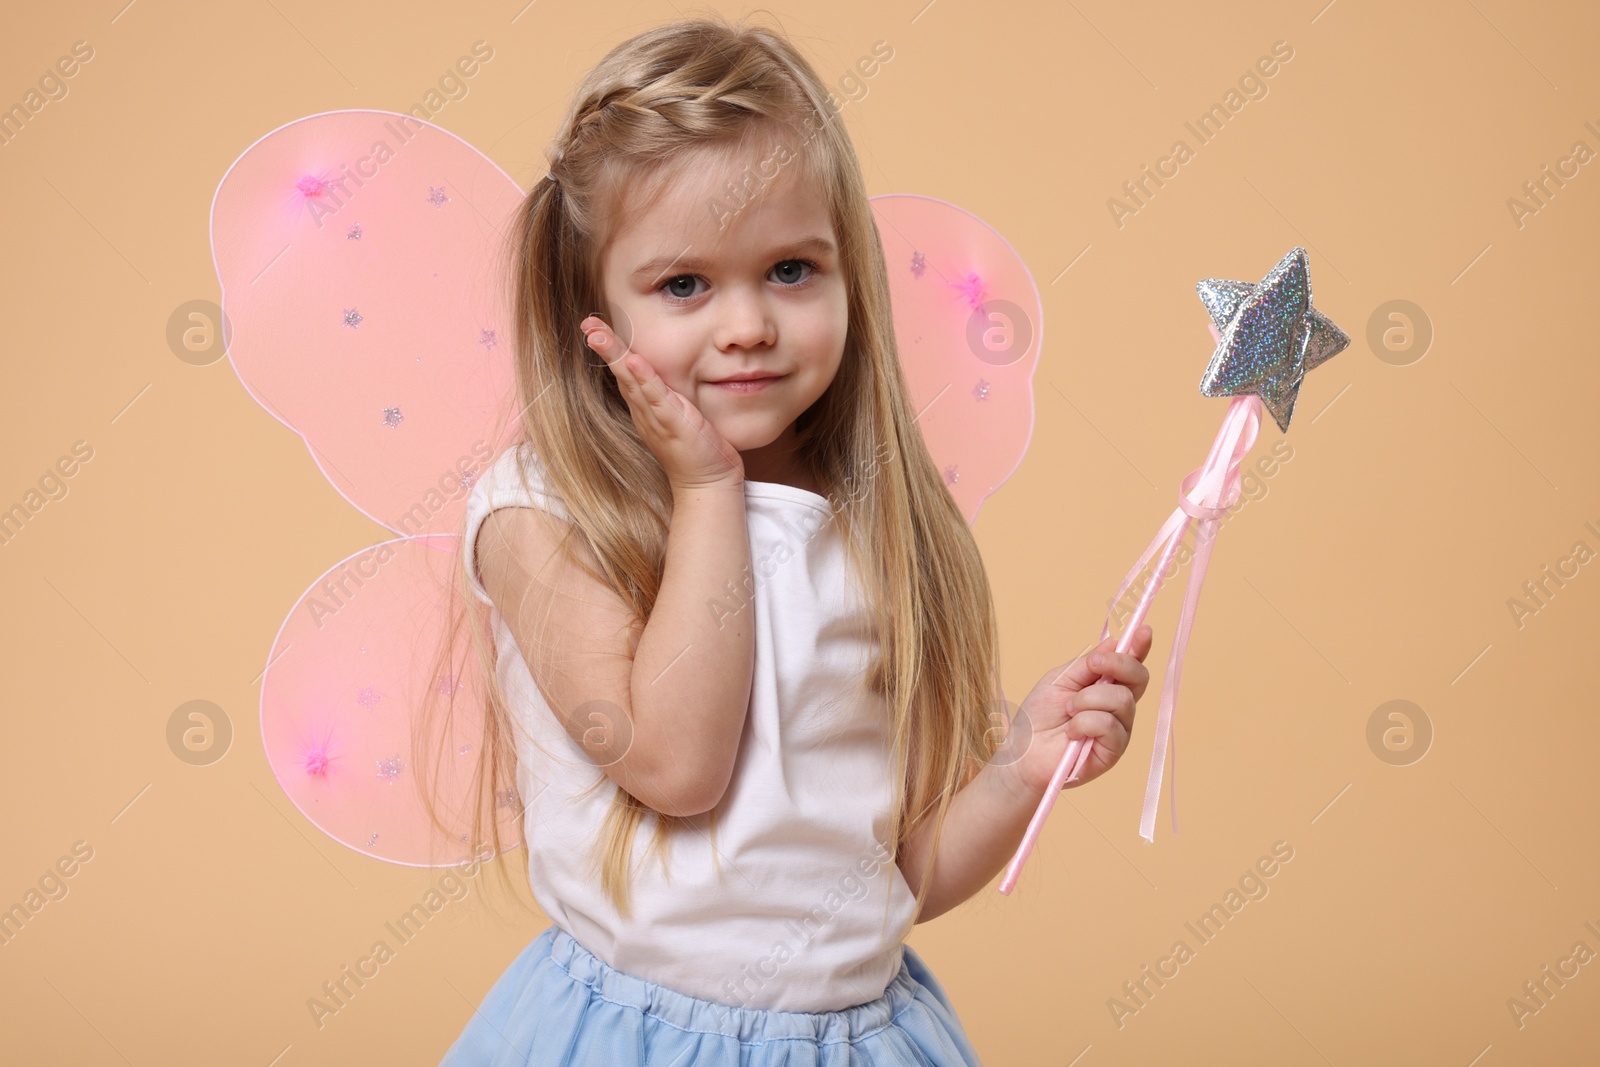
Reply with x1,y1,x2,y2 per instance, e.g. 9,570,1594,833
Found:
1195,247,1350,433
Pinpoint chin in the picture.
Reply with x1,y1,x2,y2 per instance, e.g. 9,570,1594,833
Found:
713,420,787,453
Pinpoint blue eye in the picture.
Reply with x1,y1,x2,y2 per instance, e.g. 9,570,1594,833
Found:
770,259,817,286
660,275,702,303
658,258,820,306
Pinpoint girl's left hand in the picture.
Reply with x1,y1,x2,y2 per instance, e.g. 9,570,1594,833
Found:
1003,625,1154,798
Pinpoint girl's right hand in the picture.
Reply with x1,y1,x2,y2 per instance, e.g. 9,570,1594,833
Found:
582,314,746,493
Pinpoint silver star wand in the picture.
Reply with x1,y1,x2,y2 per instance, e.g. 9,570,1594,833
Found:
1000,248,1350,894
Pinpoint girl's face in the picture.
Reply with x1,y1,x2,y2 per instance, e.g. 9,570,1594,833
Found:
597,146,847,486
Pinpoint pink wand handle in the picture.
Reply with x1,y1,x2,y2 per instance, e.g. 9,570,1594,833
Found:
997,393,1261,896
996,518,1189,896
1062,513,1193,785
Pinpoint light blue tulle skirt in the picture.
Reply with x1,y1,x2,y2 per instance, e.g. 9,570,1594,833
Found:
439,924,984,1065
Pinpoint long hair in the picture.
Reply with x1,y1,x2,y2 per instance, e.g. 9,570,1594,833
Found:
419,11,1003,930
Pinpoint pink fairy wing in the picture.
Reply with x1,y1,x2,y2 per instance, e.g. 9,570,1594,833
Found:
210,108,524,535
210,110,525,866
260,536,519,867
211,112,1043,867
868,194,1041,524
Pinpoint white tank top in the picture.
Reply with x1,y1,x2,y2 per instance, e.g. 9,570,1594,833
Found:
463,443,920,1012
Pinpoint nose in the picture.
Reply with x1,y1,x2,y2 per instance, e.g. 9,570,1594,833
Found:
713,285,777,352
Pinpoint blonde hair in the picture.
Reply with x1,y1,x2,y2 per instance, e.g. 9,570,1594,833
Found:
420,12,1003,934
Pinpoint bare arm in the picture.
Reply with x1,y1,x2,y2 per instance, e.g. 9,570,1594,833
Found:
896,629,1154,921
475,482,756,817
628,483,756,814
895,759,1040,923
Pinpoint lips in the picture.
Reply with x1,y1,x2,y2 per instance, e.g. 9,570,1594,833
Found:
711,373,784,394
711,372,784,383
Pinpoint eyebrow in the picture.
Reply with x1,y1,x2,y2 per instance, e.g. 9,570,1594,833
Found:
631,235,837,283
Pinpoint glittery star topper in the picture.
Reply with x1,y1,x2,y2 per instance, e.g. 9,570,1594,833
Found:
1196,247,1349,432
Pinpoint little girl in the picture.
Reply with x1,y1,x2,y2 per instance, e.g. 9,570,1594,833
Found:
441,15,1152,1065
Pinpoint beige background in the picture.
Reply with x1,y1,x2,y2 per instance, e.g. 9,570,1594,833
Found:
2,0,1597,1063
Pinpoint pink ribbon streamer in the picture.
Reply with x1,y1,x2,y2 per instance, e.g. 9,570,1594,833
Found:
998,393,1261,893
1098,393,1261,842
